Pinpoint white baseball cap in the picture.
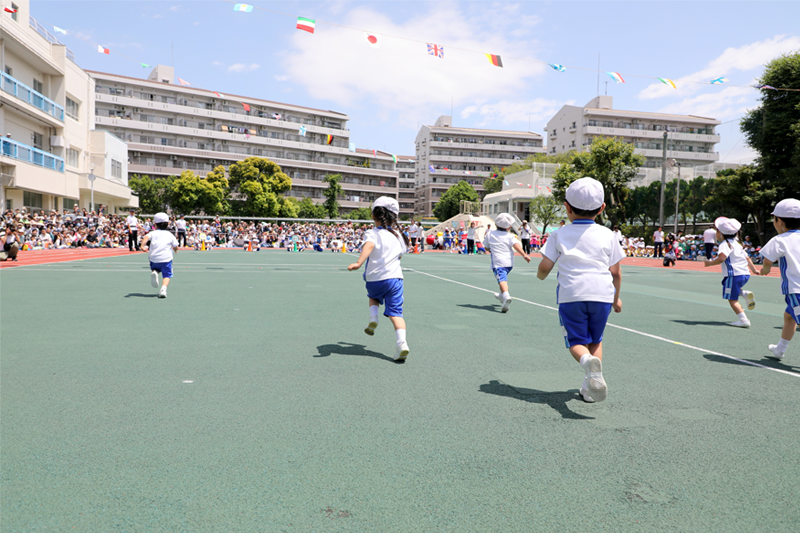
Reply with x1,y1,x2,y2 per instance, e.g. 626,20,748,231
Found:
495,213,514,229
772,198,800,219
372,196,399,215
154,212,169,224
714,216,741,235
566,177,604,211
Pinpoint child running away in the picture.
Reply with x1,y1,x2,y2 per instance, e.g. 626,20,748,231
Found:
537,177,624,403
141,212,178,299
759,199,800,361
703,217,760,327
348,197,411,362
484,213,531,312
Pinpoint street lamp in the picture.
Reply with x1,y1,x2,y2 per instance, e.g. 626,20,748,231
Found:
88,163,96,212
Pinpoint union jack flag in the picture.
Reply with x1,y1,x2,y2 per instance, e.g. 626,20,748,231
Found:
427,43,444,58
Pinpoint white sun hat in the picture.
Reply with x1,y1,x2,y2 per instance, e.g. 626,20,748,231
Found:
566,177,604,211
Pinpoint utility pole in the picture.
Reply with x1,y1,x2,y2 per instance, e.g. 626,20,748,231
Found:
658,131,668,228
673,162,681,234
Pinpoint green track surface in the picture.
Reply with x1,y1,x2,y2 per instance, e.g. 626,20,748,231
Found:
2,251,799,532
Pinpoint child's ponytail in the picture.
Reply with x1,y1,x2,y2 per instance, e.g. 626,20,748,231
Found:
373,206,410,247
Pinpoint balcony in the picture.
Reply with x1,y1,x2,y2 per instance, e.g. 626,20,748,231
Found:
1,138,65,172
29,15,75,62
1,71,64,122
583,124,720,143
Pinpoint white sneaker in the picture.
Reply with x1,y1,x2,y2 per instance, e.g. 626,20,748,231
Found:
579,377,595,403
729,319,751,328
501,296,512,313
743,290,756,310
395,342,409,361
494,292,502,301
158,286,167,299
151,270,159,288
767,344,786,360
583,356,607,402
364,319,378,336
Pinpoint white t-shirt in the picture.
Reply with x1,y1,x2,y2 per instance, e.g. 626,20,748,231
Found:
520,225,531,239
760,230,800,295
467,226,477,240
717,239,750,277
653,230,664,243
408,223,419,238
485,230,517,269
364,228,407,282
176,219,186,231
126,215,139,231
542,220,625,304
703,228,717,244
148,230,178,263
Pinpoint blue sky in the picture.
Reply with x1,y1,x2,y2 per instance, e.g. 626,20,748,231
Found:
39,1,800,163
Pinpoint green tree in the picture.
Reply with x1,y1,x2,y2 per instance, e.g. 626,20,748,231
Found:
169,170,229,215
682,176,710,233
279,196,300,218
706,166,780,244
128,174,174,213
322,174,343,219
347,207,373,220
551,137,645,225
228,157,293,217
433,181,479,222
297,197,327,219
528,195,564,235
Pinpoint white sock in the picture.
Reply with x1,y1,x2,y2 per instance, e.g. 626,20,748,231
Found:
737,312,747,321
396,328,406,345
579,353,592,372
777,338,791,350
369,305,379,322
501,291,510,300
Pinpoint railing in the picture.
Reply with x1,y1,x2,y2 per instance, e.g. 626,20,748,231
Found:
1,138,65,172
29,15,75,62
1,71,64,121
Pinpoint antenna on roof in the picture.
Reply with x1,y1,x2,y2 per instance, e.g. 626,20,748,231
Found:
596,54,600,97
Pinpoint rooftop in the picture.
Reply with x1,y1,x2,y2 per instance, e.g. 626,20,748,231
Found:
429,125,542,137
584,107,719,123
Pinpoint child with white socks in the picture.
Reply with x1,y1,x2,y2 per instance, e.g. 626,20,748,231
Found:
348,197,410,361
536,177,624,403
703,217,760,327
483,213,530,313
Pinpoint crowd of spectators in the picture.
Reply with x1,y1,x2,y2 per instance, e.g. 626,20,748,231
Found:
620,231,763,264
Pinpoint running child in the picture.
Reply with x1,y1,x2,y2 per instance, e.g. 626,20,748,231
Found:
537,177,624,403
483,213,530,313
140,212,179,299
703,217,759,327
758,199,800,360
348,197,410,361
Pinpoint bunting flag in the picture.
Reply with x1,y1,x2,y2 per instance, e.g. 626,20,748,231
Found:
326,134,334,145
606,72,625,84
364,32,380,48
516,182,523,186
242,103,250,112
464,171,472,175
372,149,377,157
429,165,436,173
140,63,150,68
658,78,677,89
504,181,509,186
233,4,253,12
527,184,532,188
380,181,386,186
348,142,356,152
485,54,503,68
546,187,551,193
549,63,566,72
53,26,67,35
298,125,307,137
296,17,315,34
213,92,225,98
756,84,777,90
391,154,397,163
537,185,542,189
178,78,191,86
443,166,450,171
97,45,110,55
710,77,728,85
427,43,444,58
4,7,16,13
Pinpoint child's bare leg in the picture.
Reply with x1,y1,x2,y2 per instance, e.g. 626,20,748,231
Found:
782,312,797,341
498,281,509,293
163,277,171,287
729,299,744,315
388,316,406,331
569,342,602,362
369,298,380,307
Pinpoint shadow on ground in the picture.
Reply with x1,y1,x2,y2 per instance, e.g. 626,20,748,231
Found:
479,380,594,420
703,353,800,374
125,293,158,298
457,303,500,313
671,320,730,327
315,342,400,363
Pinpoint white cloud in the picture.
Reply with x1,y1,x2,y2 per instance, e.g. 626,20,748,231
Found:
169,5,181,12
274,75,289,82
152,14,163,19
212,61,223,67
656,86,754,121
228,63,260,73
638,35,800,100
461,98,572,128
281,3,547,128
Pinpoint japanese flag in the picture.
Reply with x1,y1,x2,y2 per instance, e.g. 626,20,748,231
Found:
364,32,380,48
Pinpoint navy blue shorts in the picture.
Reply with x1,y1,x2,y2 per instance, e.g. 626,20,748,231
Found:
722,274,749,300
785,293,800,325
493,266,512,283
150,260,174,279
366,278,404,317
558,301,613,348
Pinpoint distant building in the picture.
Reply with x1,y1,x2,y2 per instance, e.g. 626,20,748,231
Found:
414,115,545,217
395,155,415,219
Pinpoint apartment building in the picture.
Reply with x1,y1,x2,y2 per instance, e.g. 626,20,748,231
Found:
0,0,136,214
396,155,415,219
546,96,721,169
90,66,399,213
414,115,545,217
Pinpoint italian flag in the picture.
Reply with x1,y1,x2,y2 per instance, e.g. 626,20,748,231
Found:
297,17,315,34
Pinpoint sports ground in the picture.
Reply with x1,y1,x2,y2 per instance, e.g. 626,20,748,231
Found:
2,250,798,532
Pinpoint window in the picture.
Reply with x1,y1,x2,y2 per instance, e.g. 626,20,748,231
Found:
63,198,77,210
33,79,43,93
66,97,79,121
32,132,42,149
67,148,80,168
23,191,43,209
10,3,17,21
111,159,122,179
4,66,11,76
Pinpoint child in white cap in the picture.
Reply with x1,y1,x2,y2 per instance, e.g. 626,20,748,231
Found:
537,177,624,403
759,199,800,360
703,216,760,327
483,213,530,312
348,197,411,361
140,212,179,298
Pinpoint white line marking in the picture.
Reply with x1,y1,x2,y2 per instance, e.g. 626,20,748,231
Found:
407,268,800,379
